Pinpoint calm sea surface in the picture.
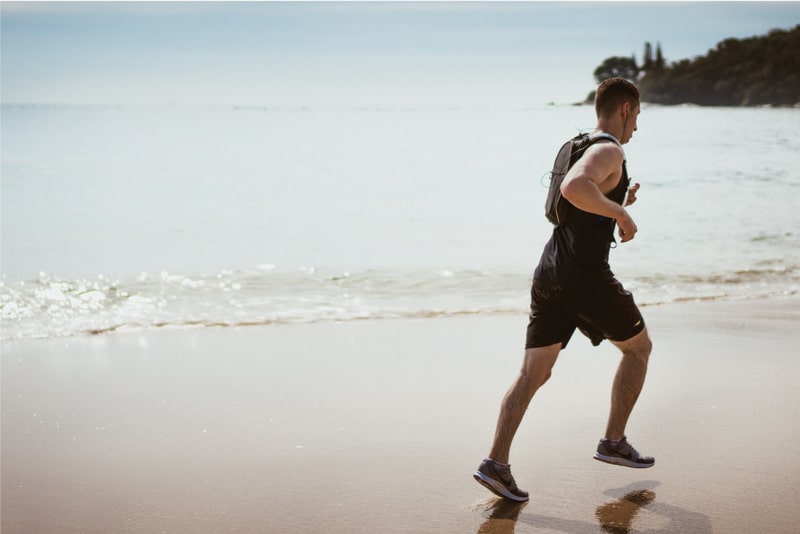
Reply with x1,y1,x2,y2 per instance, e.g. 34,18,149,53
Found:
2,104,798,340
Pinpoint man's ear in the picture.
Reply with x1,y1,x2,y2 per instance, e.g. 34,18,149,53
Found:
621,101,630,118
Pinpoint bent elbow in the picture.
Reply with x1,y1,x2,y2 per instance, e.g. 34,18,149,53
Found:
560,179,578,202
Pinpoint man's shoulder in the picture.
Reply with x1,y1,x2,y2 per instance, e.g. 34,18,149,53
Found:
581,141,625,176
586,138,625,159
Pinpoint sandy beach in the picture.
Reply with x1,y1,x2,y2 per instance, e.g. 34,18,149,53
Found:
2,296,799,533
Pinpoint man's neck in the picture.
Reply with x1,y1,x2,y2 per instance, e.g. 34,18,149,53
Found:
595,121,623,141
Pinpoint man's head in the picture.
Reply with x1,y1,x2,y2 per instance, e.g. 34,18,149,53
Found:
595,77,640,144
595,77,640,118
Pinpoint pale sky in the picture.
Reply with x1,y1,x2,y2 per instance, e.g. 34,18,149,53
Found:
2,1,799,107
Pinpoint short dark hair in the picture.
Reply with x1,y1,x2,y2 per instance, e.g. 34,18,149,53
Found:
595,77,640,118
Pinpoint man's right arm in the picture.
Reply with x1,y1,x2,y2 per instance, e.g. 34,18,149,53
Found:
560,145,638,243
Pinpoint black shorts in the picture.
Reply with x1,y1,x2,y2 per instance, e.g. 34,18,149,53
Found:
525,277,645,349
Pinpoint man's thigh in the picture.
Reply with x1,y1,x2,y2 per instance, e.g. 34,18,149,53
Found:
576,278,645,343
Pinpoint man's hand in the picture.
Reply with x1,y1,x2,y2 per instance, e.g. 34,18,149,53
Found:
625,182,640,207
616,210,638,243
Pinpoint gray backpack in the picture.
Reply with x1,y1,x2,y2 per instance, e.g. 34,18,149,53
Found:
544,132,624,225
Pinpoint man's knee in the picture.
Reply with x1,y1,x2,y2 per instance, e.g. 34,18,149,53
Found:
521,344,561,389
614,328,652,362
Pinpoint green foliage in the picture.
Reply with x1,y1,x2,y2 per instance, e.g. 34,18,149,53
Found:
654,43,665,72
639,25,800,106
642,42,653,71
593,56,640,84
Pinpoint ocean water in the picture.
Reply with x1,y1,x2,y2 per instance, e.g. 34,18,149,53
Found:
2,104,798,340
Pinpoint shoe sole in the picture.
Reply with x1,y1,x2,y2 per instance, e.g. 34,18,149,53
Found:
473,472,529,502
593,452,655,468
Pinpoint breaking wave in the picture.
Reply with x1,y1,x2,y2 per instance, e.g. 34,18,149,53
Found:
2,262,797,340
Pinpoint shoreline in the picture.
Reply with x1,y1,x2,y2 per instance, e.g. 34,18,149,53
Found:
2,290,797,344
3,296,799,533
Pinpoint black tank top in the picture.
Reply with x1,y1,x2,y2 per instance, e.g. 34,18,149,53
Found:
534,154,629,286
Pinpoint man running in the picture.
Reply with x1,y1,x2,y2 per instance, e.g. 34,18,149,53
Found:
474,77,654,502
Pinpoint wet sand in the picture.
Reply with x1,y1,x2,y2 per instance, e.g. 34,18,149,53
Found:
2,297,799,533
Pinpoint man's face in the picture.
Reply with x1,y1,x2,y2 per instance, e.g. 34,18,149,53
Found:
621,103,640,144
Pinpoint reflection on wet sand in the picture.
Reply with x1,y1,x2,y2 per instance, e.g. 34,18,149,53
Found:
476,499,528,534
476,481,712,533
595,489,656,533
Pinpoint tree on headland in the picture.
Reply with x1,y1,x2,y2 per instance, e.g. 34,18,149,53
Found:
593,56,639,84
592,25,800,106
642,42,653,71
639,42,664,75
654,42,665,72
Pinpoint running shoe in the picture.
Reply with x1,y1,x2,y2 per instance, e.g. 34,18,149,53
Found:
473,459,529,502
593,437,655,468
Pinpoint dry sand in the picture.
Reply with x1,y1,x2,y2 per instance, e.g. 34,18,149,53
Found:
2,296,799,533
